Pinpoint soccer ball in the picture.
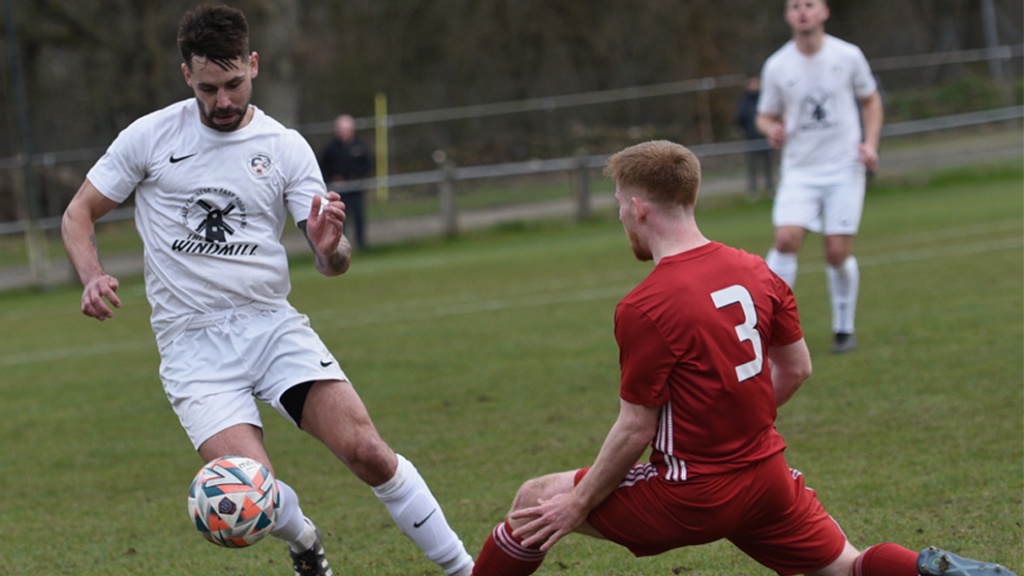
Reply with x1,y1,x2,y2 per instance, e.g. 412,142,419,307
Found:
187,456,280,548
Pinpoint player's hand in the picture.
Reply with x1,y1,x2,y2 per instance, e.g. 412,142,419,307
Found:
306,193,346,255
81,273,121,320
859,143,879,173
305,193,351,276
509,492,588,552
767,122,786,148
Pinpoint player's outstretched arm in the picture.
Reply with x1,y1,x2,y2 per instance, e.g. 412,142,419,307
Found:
62,179,122,321
300,192,351,277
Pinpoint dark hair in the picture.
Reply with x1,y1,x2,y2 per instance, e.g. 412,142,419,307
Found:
177,4,250,70
604,141,702,208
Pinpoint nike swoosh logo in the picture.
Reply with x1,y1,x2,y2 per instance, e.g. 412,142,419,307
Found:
169,153,198,163
320,360,334,367
413,508,437,528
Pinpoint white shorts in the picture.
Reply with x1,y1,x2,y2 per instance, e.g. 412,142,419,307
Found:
156,305,348,449
772,173,865,236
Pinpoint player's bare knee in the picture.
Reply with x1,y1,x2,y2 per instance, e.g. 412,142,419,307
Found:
824,236,853,266
775,238,801,253
774,226,805,253
510,474,558,511
824,247,850,267
341,436,396,485
509,477,544,512
509,471,574,513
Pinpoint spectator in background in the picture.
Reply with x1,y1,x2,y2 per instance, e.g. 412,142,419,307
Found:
735,74,773,199
756,0,883,354
320,114,374,249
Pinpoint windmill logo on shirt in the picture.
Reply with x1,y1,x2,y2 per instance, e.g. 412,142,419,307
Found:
195,199,237,242
173,187,257,257
799,88,840,131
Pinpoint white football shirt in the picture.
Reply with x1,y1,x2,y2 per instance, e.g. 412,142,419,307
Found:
87,99,325,336
758,34,877,183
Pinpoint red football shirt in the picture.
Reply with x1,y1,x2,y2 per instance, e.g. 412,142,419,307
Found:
615,242,803,480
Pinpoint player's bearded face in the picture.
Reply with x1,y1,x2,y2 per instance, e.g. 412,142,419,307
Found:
183,54,257,132
200,92,250,132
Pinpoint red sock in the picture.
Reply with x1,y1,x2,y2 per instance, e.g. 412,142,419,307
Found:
472,521,546,576
855,543,920,576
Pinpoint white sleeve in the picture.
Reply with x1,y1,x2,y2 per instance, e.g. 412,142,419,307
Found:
85,121,150,203
757,59,783,117
851,48,877,100
282,130,329,226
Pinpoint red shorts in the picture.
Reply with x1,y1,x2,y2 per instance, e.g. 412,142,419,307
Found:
576,452,846,575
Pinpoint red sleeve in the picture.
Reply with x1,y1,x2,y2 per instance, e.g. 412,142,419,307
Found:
768,272,803,347
614,301,673,408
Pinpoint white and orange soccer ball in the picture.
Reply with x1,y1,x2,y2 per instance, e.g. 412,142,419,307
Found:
187,456,280,548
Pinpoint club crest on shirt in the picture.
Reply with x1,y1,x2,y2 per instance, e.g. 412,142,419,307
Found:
248,152,273,176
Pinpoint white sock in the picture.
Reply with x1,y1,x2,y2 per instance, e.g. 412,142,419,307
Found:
827,256,859,334
271,479,318,552
372,455,473,576
765,248,798,287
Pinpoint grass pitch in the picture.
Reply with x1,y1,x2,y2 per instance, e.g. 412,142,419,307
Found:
0,161,1020,575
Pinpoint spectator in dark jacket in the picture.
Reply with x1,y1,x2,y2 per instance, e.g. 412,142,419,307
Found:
319,114,374,249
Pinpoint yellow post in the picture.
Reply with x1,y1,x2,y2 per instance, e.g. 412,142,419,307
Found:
374,92,389,203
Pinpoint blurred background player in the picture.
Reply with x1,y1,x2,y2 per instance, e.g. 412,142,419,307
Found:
60,5,472,576
320,113,374,250
756,0,884,353
469,140,1014,576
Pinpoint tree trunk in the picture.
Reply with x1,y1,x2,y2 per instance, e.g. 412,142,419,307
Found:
254,0,301,127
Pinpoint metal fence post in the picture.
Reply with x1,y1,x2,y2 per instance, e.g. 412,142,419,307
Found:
434,150,458,238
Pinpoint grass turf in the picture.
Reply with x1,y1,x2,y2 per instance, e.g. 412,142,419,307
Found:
0,161,1019,575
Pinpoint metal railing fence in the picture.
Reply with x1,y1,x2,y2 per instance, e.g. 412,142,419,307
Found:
0,105,1020,242
0,106,1020,292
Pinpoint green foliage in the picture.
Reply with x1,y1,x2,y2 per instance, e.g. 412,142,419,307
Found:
0,164,1020,575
